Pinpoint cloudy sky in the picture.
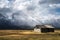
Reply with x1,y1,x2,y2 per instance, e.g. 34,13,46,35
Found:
0,0,60,29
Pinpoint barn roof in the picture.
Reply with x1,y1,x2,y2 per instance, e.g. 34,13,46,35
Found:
35,24,54,28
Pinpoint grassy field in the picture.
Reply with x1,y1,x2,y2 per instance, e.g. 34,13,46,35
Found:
0,30,60,40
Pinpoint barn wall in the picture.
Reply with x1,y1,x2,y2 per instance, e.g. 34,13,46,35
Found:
34,28,41,32
41,28,54,33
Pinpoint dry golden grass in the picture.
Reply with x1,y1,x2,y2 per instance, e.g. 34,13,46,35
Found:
0,30,60,40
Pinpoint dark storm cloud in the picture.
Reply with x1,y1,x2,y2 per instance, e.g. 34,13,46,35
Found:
8,0,15,2
39,0,60,4
27,5,36,11
0,8,12,19
50,0,60,4
0,8,11,14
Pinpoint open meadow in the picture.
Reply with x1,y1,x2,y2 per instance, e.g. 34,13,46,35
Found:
0,30,60,40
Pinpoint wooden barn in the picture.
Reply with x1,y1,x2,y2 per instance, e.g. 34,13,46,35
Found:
34,25,54,33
